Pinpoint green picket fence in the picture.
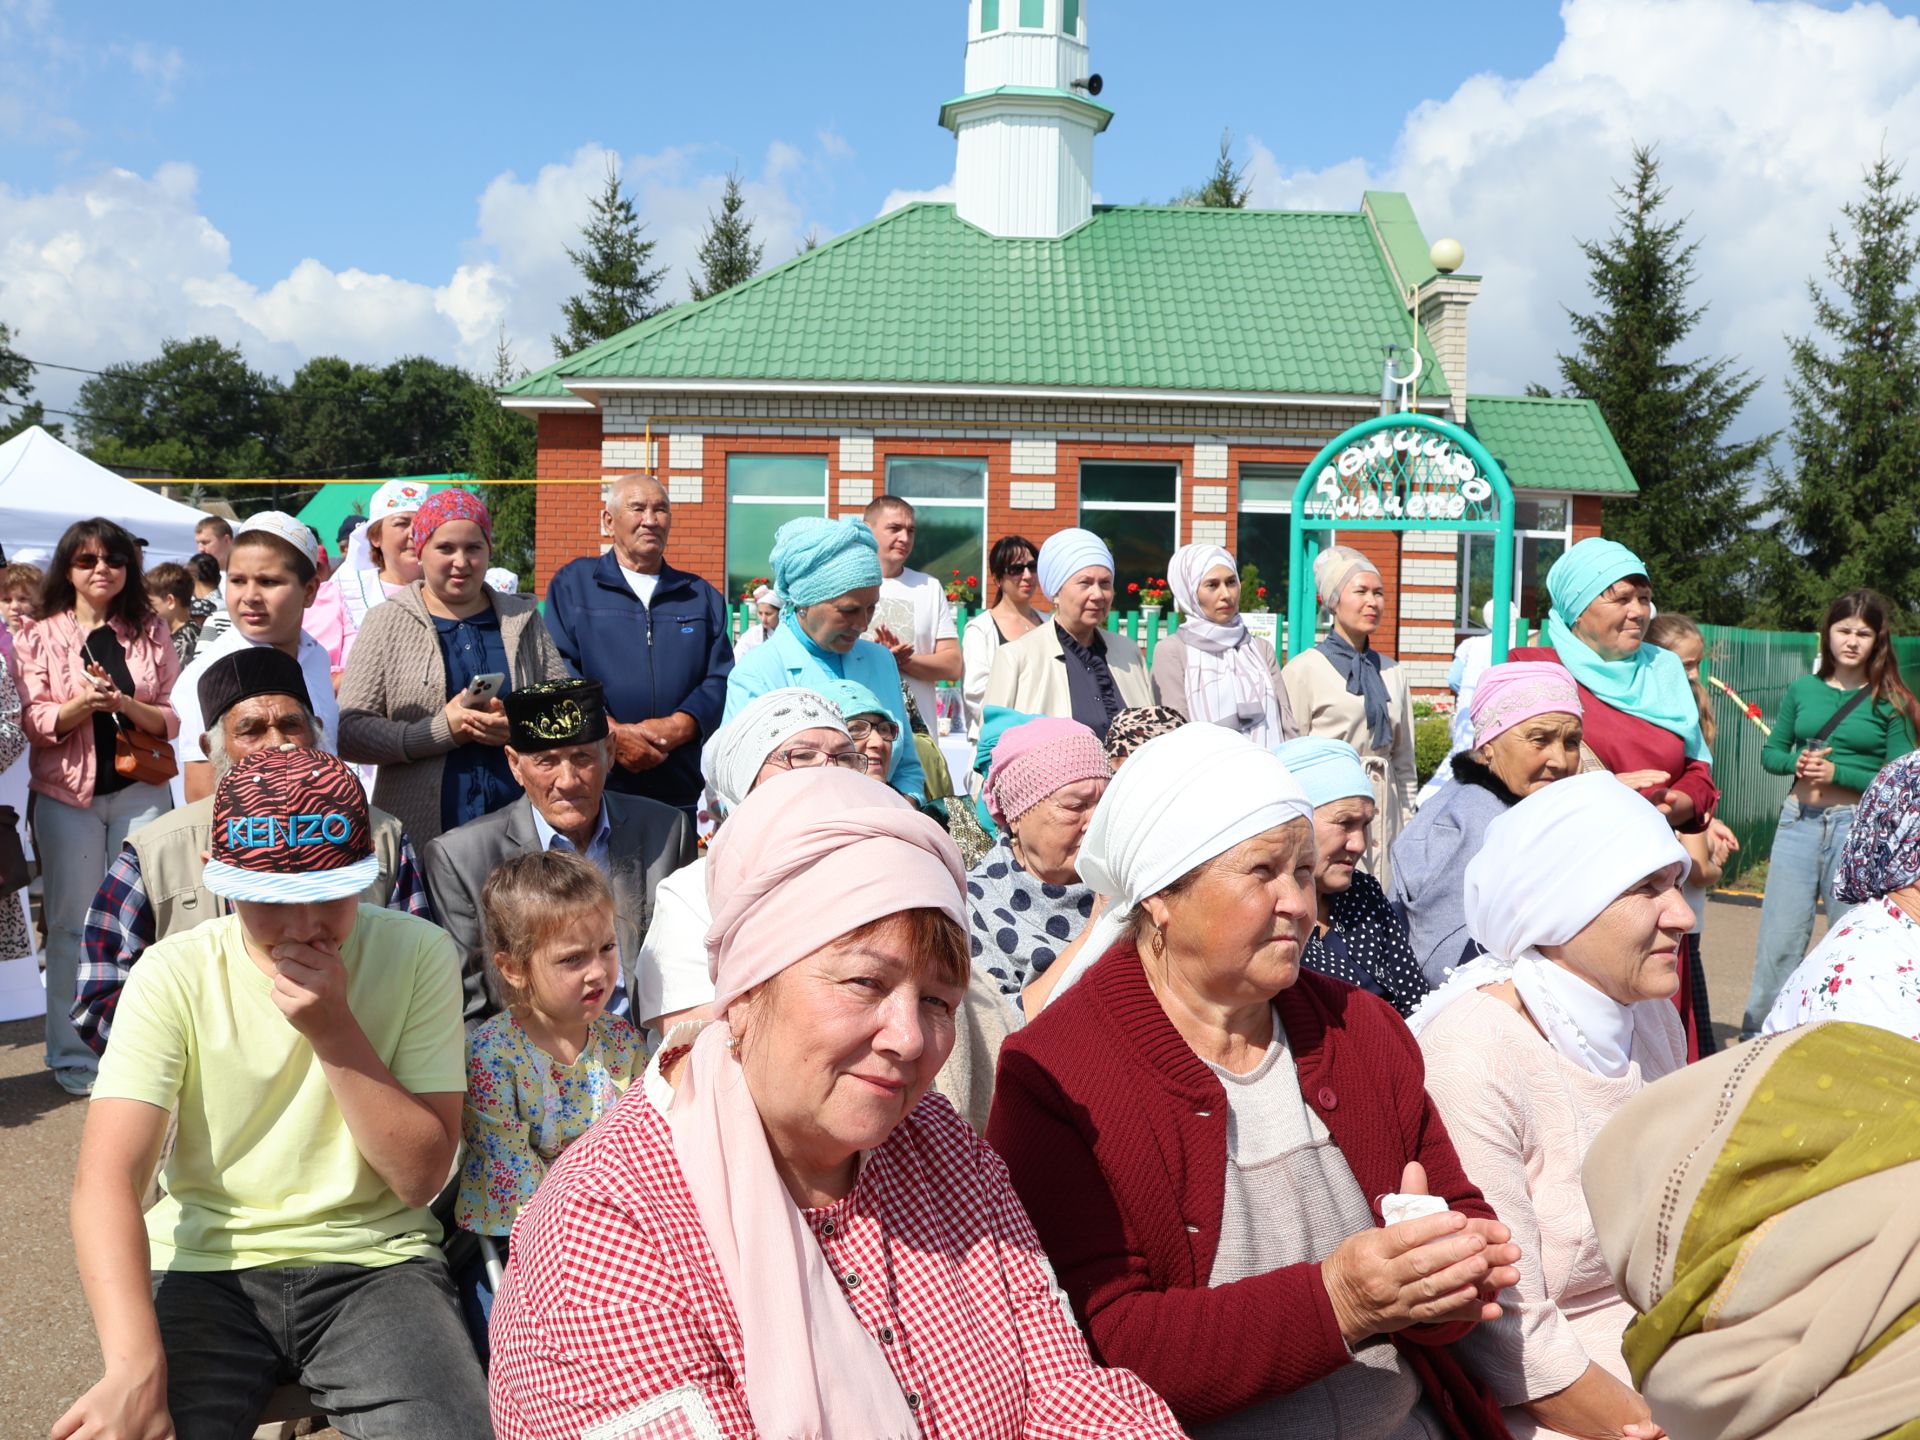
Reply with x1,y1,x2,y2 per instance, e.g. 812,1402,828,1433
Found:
729,603,1211,669
1695,626,1920,888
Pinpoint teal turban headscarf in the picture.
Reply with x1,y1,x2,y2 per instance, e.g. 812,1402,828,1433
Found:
971,704,1040,836
818,678,889,721
771,516,882,609
1544,538,1710,762
1273,736,1373,809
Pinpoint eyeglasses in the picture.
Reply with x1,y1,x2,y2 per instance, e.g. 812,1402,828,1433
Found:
845,718,899,742
71,552,128,572
1002,562,1037,576
769,745,868,773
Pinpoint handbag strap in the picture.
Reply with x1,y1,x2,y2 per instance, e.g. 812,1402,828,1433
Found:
1811,685,1872,747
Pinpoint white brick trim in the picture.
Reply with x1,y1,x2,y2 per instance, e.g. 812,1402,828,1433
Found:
1009,480,1057,510
1402,529,1458,554
669,433,705,471
837,477,875,508
1010,437,1057,475
1192,440,1229,479
1192,484,1228,515
602,438,656,471
667,474,703,504
1189,519,1228,547
838,433,874,474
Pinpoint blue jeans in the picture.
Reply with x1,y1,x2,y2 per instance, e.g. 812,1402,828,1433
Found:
1743,796,1856,1035
149,1257,491,1440
37,780,171,1084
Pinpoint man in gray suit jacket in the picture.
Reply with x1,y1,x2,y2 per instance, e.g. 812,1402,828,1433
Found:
423,679,696,1024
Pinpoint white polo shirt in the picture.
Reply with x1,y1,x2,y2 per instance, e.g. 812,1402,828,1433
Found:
877,567,958,728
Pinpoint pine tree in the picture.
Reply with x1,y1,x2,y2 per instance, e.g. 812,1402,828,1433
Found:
1758,152,1920,627
1552,145,1772,623
689,171,765,302
796,229,823,256
1174,130,1250,209
552,159,669,358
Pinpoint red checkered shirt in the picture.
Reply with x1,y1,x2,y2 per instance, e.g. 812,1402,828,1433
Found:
489,1084,1187,1439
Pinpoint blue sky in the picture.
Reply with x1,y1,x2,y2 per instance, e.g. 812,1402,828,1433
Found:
9,1,1572,289
9,0,1920,441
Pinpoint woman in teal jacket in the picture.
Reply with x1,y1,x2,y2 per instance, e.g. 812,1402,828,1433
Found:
1744,589,1919,1035
723,516,926,804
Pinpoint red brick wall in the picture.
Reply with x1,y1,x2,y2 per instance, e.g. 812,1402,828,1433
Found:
1573,495,1605,543
533,413,605,587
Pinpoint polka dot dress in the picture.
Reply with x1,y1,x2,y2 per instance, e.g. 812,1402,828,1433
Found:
1303,871,1433,1018
966,836,1097,997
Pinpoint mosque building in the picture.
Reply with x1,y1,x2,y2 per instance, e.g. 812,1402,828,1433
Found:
506,0,1635,689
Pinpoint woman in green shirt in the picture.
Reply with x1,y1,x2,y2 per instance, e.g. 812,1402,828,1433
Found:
1743,589,1920,1035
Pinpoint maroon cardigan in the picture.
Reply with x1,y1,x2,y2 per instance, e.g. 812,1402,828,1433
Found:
987,946,1511,1439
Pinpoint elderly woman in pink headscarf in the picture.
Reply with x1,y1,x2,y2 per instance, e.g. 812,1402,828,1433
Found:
1390,661,1584,986
488,767,1183,1440
1150,542,1295,746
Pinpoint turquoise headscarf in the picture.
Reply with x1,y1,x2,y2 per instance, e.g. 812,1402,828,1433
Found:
771,516,881,608
972,704,1039,836
817,678,889,722
1273,736,1373,808
1544,538,1711,762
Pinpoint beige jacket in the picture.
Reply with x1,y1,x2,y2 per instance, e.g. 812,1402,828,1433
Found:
336,581,572,849
981,620,1156,723
130,796,409,942
1281,645,1418,885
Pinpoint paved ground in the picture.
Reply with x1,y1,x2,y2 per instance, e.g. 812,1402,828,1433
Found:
0,893,1818,1432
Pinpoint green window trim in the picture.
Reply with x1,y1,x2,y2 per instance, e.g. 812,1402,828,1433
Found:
1063,0,1079,35
981,0,999,32
1019,0,1044,28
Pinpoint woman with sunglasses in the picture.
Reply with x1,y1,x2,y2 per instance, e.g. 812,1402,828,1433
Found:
18,518,180,1096
960,535,1044,742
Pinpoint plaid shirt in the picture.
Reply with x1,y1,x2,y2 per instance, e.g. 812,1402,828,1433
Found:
73,837,434,1055
489,1086,1184,1440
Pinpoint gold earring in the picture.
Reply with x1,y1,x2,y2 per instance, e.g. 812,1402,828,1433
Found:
1151,927,1167,961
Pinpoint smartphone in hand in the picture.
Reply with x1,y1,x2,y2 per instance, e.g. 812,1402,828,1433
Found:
461,672,507,709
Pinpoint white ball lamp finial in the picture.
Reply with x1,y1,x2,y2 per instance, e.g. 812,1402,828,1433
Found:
1430,238,1465,274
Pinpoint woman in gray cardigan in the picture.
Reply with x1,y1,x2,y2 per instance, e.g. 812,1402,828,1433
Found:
338,490,571,849
1389,661,1584,985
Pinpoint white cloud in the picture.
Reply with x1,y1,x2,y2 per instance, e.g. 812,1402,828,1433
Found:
0,138,844,415
880,172,957,214
1246,0,1920,443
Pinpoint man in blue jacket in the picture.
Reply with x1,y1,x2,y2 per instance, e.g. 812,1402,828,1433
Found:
542,474,732,814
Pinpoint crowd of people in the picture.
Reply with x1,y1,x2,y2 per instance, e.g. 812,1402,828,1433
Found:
6,481,1918,1440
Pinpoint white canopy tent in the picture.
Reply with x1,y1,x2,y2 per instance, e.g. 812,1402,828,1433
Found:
0,426,209,567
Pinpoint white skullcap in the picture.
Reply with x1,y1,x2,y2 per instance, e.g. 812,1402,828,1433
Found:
368,479,432,522
484,567,520,594
1036,528,1115,600
701,688,851,813
1463,771,1690,964
1038,723,1314,1009
234,511,318,568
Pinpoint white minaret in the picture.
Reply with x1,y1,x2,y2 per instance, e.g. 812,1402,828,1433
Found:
940,0,1112,239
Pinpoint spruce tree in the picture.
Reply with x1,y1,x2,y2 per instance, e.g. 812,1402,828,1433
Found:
0,321,62,441
689,171,765,302
1552,146,1771,623
552,159,669,358
465,328,539,588
1758,152,1920,627
1174,130,1250,209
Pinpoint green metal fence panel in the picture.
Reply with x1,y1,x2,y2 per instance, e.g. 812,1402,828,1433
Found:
1696,624,1817,887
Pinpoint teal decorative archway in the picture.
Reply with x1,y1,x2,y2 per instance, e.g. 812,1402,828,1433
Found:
1287,413,1516,663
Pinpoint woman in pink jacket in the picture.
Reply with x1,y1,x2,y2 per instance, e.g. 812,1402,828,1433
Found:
18,519,179,1095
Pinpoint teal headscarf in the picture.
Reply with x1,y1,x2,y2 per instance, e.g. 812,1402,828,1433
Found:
817,678,888,722
771,516,881,608
1544,538,1711,762
1273,736,1373,808
972,704,1039,836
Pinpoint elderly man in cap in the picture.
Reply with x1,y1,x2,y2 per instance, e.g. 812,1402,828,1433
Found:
73,646,430,1056
174,510,339,801
542,473,733,817
723,515,927,803
423,677,694,1025
60,748,489,1440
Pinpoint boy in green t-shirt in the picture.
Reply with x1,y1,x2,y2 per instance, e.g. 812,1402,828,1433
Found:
57,747,489,1440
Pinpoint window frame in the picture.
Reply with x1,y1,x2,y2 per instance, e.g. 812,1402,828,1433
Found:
1078,459,1182,595
1455,492,1573,631
882,455,989,588
724,453,829,604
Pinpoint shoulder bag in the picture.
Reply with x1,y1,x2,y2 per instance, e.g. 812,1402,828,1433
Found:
82,634,179,787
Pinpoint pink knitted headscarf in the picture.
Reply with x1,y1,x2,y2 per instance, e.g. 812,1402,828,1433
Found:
409,487,493,552
672,766,964,1438
984,717,1109,827
1471,660,1583,749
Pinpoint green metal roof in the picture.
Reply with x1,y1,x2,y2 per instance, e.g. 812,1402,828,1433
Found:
938,85,1114,133
1363,190,1438,293
506,201,1448,402
1466,395,1639,496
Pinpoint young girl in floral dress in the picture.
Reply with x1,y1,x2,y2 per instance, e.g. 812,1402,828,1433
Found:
457,851,644,1347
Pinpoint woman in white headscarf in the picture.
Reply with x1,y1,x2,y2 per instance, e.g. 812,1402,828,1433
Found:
638,687,1019,1131
989,723,1521,1438
1409,772,1691,1440
1150,542,1295,746
328,477,431,671
1281,544,1416,885
982,528,1156,742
